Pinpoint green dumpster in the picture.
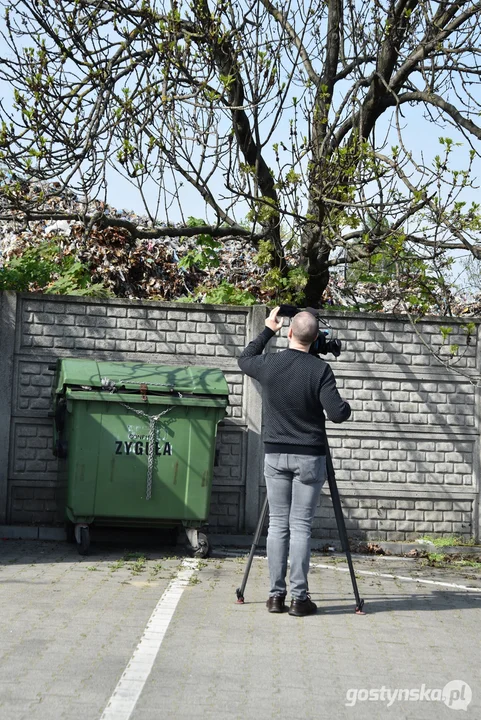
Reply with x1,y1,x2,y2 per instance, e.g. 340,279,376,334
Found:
51,359,229,556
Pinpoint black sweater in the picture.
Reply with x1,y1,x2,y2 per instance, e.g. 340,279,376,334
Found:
238,327,351,455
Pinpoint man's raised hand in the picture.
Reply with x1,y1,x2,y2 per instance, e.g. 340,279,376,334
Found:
265,306,284,333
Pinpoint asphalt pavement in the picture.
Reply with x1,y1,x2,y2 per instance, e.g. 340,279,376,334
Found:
1,536,480,720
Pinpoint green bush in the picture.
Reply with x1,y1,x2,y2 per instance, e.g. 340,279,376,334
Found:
175,280,257,306
0,242,58,291
199,281,257,306
0,240,111,297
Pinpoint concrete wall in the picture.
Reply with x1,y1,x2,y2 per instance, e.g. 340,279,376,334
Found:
0,292,479,542
271,314,480,541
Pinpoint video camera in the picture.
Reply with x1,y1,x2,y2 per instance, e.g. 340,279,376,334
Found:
277,304,342,358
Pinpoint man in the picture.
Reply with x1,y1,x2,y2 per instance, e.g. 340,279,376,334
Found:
238,306,351,616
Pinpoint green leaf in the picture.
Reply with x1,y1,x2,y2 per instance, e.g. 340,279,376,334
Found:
440,326,453,342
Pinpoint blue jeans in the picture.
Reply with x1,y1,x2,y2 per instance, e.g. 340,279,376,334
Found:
264,453,326,600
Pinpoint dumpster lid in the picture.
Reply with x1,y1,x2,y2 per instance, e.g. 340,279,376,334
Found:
54,359,229,396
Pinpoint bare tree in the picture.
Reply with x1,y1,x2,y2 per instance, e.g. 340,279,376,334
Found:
0,0,480,306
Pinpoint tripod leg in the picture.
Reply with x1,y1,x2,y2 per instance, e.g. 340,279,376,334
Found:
236,494,269,603
325,443,365,615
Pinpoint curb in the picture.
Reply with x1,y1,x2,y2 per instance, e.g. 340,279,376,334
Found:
2,526,481,558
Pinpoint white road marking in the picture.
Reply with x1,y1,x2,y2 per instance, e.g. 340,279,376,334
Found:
230,552,481,592
100,558,198,720
312,562,481,593
227,551,481,592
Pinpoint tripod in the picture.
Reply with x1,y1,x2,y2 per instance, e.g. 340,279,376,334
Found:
235,436,366,614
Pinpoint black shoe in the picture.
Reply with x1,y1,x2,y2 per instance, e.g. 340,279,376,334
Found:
266,595,286,613
288,596,317,616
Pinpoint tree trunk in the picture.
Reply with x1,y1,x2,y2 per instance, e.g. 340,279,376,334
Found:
301,223,331,308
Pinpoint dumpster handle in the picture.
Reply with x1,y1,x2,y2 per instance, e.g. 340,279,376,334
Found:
102,377,183,398
120,403,173,500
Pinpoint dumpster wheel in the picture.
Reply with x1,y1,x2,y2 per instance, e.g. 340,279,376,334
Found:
77,526,90,556
194,532,210,559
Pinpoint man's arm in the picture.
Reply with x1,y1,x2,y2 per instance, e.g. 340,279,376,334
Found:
319,365,351,423
237,327,276,380
237,307,282,380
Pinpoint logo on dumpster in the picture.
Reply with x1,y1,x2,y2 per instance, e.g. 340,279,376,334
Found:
115,425,173,456
115,440,173,456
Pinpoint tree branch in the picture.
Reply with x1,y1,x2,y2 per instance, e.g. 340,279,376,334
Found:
0,210,265,242
259,0,319,86
395,90,481,140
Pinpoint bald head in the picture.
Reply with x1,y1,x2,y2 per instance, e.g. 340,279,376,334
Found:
290,312,319,345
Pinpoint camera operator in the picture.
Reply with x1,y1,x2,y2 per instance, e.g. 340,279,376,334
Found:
238,306,351,616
